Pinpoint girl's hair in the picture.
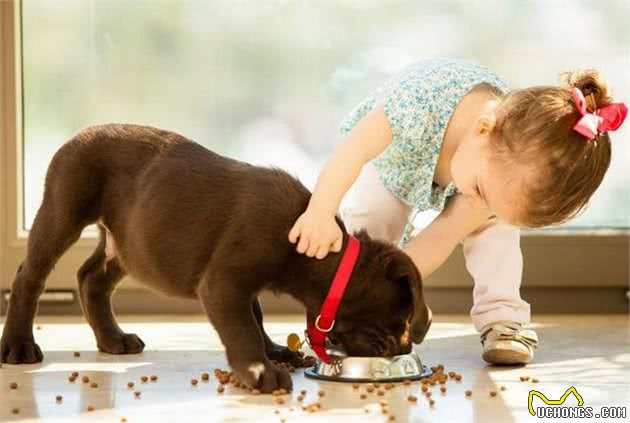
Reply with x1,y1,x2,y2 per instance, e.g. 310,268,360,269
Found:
491,69,614,227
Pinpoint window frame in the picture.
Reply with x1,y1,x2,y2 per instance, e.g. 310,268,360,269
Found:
1,1,628,304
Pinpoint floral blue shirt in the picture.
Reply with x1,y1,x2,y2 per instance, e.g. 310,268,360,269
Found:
340,57,509,247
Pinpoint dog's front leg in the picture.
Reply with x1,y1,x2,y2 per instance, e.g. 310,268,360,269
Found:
198,276,292,393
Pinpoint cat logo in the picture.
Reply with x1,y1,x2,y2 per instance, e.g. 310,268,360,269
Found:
528,386,584,416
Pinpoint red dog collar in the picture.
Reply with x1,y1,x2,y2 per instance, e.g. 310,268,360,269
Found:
305,235,361,363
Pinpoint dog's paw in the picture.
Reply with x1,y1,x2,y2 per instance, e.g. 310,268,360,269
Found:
0,337,44,364
234,361,293,393
97,333,145,355
266,343,317,368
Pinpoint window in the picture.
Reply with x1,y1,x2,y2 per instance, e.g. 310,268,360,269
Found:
2,0,627,307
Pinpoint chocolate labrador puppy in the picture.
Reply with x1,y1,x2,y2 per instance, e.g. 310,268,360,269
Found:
0,124,431,392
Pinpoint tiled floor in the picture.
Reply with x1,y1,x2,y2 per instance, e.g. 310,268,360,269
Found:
0,314,628,422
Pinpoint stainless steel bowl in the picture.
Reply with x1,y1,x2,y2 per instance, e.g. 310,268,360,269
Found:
304,347,432,383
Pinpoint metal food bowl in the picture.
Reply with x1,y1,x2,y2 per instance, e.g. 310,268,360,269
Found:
304,347,432,383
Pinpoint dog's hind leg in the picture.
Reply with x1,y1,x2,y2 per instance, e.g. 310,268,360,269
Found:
252,298,315,368
77,228,144,355
0,199,85,363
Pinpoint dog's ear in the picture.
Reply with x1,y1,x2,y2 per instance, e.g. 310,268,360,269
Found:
386,253,431,344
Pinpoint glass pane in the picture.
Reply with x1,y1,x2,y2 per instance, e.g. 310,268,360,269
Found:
22,0,630,232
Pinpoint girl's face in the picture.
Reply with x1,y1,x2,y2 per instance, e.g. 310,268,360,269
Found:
450,112,526,226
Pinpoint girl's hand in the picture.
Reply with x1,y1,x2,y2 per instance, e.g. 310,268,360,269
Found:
288,207,343,259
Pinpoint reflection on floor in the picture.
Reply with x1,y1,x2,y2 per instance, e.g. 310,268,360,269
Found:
0,314,628,422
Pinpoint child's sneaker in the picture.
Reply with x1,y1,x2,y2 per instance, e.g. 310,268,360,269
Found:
480,321,538,365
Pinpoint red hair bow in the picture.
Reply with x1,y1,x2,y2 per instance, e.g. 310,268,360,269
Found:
571,87,628,139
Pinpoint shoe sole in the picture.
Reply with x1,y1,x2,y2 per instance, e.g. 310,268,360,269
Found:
483,348,532,365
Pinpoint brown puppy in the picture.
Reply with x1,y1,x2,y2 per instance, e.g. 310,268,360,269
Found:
0,124,431,392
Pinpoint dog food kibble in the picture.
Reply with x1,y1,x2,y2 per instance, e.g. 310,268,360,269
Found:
73,352,80,357
520,376,530,382
360,393,367,399
500,385,507,391
134,391,141,399
275,397,285,405
87,406,94,412
191,378,198,386
71,371,79,378
90,382,98,388
297,395,304,402
300,389,307,395
56,395,63,402
465,390,472,397
10,382,18,390
121,419,127,423
425,391,432,398
251,389,260,395
127,382,134,389
384,383,394,390
454,374,462,381
68,375,76,382
421,385,428,393
150,375,158,382
490,391,497,397
141,376,148,383
217,385,224,394
440,386,447,393
366,386,375,393
352,383,359,389
377,389,385,396
11,408,19,415
448,371,456,378
318,390,325,397
373,383,380,388
407,395,418,402
201,372,209,381
532,378,539,383
389,416,396,421
403,379,411,386
429,399,435,407
82,376,90,384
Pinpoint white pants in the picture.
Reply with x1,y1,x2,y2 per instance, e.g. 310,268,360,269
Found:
341,162,531,331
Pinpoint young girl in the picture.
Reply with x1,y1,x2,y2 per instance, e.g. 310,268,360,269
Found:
288,57,627,364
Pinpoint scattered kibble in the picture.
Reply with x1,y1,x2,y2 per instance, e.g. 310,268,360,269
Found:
455,375,462,381
251,389,260,395
297,394,304,402
127,382,134,389
520,376,530,382
532,378,539,383
407,395,418,402
150,375,158,382
10,382,18,390
490,391,497,397
201,372,210,381
352,383,359,389
425,391,432,398
318,390,325,397
440,386,447,393
384,383,394,390
429,399,435,407
275,397,285,404
11,408,19,415
71,371,79,378
500,385,507,391
87,406,94,412
465,390,472,397
141,376,148,383
373,383,380,388
82,376,90,384
366,386,375,393
403,380,411,386
90,382,98,388
448,371,456,378
191,378,198,386
134,391,141,399
68,375,76,383
389,416,396,421
217,385,224,393
421,385,428,392
300,389,307,396
73,352,81,357
360,393,367,399
121,418,127,423
55,395,63,402
377,389,385,396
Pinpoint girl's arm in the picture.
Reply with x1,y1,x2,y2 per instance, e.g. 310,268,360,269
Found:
289,106,393,259
404,194,493,279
